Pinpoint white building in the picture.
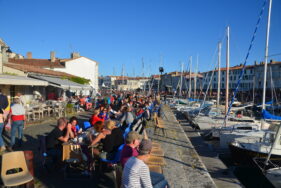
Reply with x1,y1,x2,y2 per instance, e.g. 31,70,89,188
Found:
54,53,99,91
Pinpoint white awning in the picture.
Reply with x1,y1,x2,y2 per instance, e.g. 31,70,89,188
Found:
30,75,92,90
0,74,48,86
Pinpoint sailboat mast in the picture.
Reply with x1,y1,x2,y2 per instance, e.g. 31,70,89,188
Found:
179,62,184,96
188,56,192,98
194,55,198,98
261,0,272,129
225,26,230,117
217,42,222,108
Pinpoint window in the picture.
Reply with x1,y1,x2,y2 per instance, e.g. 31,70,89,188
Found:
222,77,224,81
230,76,232,80
222,83,224,89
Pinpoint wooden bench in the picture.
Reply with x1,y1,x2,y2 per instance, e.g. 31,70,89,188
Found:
146,155,166,166
151,147,164,157
148,164,163,174
153,115,167,136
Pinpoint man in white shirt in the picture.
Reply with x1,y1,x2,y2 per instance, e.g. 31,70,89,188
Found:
122,139,168,188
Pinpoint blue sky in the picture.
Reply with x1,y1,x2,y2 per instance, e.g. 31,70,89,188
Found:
0,0,280,76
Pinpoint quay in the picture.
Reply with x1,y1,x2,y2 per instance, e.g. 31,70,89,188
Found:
160,105,242,188
174,109,242,188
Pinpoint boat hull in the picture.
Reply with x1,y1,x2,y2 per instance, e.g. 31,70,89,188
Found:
229,143,281,165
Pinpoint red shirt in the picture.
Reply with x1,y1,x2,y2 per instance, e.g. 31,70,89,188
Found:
71,126,77,136
120,144,139,168
136,109,144,116
10,110,25,121
90,115,104,126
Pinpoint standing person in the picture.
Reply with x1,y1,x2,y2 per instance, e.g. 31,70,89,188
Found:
0,89,8,110
0,89,10,131
8,97,25,150
0,109,5,152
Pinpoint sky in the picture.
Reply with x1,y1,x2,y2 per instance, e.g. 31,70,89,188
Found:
0,0,280,76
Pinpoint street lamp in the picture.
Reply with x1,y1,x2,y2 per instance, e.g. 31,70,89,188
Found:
158,67,164,93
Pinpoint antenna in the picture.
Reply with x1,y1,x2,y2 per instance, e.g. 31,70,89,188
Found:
142,57,145,77
113,67,116,76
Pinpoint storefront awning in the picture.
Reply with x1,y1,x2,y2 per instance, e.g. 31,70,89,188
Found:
30,75,92,90
0,74,48,86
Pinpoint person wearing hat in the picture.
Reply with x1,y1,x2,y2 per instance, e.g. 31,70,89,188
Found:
7,97,26,150
120,131,142,168
122,139,168,188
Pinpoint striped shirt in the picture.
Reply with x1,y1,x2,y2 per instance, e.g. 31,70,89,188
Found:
122,157,153,188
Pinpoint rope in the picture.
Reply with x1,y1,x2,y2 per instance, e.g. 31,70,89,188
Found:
223,0,268,126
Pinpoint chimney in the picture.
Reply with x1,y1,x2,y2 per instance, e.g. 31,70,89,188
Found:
26,52,32,59
50,51,55,69
50,51,56,62
71,52,80,59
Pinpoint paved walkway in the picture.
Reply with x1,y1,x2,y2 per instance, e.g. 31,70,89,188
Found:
174,110,242,188
146,105,217,188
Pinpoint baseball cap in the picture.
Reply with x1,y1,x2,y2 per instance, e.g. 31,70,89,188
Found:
126,131,143,143
139,139,152,155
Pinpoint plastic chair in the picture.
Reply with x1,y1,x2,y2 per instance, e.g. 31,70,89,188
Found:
75,125,80,132
100,144,125,163
136,114,143,120
123,123,133,140
1,151,33,187
83,121,91,130
38,135,48,167
123,127,131,140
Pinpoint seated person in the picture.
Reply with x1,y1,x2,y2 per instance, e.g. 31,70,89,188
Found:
85,96,92,110
69,116,82,137
98,107,109,121
122,139,168,188
120,106,135,129
46,117,73,163
120,131,142,168
90,109,104,126
89,121,109,147
99,120,124,160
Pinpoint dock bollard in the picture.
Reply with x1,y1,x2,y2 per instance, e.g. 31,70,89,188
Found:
24,150,35,188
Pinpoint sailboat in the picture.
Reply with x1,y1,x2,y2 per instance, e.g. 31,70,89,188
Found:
228,0,281,163
252,122,281,188
191,28,260,136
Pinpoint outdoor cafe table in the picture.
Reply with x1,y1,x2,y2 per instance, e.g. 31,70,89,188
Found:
62,131,94,162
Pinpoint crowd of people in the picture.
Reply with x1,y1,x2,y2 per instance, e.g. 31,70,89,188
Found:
45,92,168,187
0,89,168,187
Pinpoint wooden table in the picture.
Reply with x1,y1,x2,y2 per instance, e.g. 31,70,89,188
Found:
62,143,82,162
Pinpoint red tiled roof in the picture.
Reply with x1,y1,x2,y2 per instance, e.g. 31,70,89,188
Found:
8,58,64,68
5,63,76,78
